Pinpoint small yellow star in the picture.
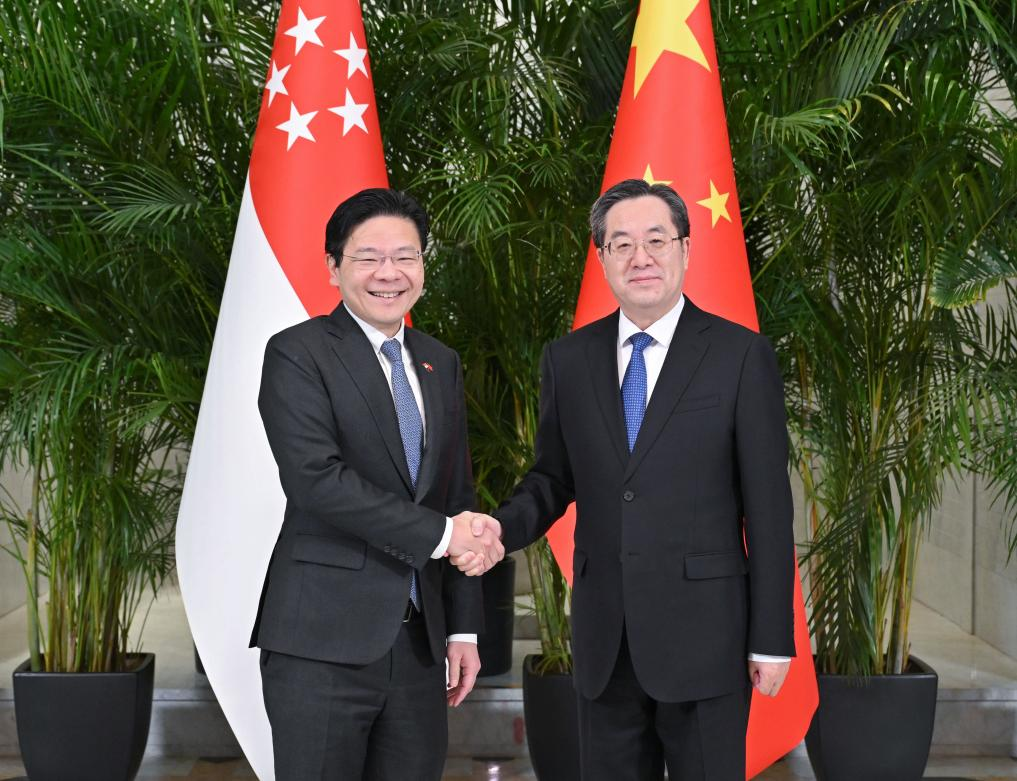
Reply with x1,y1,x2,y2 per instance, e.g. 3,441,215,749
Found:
643,165,672,187
631,0,711,98
696,180,731,228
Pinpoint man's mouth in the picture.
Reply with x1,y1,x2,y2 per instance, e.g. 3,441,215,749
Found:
369,291,405,299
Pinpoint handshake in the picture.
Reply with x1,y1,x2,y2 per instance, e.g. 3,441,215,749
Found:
447,511,504,576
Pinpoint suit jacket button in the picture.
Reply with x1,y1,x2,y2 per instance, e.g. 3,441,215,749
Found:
623,490,635,502
384,545,392,553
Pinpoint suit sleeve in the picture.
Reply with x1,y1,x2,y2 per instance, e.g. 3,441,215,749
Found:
442,352,484,634
495,343,576,553
736,334,796,657
258,334,446,565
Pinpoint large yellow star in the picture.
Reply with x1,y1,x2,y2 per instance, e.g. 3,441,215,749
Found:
643,165,672,186
631,0,711,98
696,180,731,227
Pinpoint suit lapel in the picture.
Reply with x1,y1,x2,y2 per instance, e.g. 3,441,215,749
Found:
586,312,629,469
323,305,414,493
404,328,444,502
624,299,711,480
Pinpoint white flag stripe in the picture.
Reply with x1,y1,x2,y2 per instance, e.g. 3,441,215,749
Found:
176,178,307,781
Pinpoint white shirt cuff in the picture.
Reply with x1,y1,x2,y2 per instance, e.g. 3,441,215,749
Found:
431,517,453,559
748,653,791,663
447,634,477,644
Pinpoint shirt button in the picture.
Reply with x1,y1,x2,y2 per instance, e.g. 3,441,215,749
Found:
623,490,635,502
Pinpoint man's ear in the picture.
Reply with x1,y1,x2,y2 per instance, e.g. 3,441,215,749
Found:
326,253,341,287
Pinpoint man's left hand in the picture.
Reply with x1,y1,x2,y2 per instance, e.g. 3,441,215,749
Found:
446,641,481,707
748,659,791,697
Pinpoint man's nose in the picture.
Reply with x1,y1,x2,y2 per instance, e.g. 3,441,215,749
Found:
372,257,401,277
630,243,654,266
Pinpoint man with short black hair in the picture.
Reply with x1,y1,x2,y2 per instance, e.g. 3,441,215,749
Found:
252,188,503,780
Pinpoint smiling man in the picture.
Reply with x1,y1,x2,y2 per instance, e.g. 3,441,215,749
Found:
251,188,503,780
454,179,796,780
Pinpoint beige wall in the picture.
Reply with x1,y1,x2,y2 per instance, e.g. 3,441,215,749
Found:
916,472,1017,659
972,482,1017,657
795,463,1017,660
0,464,31,617
915,474,976,632
915,285,1017,658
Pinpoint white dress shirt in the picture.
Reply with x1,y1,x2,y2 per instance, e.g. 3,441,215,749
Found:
345,305,474,644
616,295,686,396
615,297,789,665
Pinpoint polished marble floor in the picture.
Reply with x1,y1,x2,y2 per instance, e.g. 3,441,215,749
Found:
3,753,1017,779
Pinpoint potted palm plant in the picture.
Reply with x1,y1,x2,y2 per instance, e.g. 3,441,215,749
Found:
726,3,1017,780
0,1,258,778
0,235,181,781
518,538,578,780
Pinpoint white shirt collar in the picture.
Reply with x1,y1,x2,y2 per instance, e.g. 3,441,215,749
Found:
344,303,406,354
617,294,685,349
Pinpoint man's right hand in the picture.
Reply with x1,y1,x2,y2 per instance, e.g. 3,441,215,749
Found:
448,512,503,576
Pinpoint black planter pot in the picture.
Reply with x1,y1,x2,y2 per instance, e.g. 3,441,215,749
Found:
13,653,155,781
805,655,938,781
477,555,516,677
522,654,580,781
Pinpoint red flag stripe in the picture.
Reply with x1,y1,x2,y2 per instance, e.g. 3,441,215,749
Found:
546,2,818,776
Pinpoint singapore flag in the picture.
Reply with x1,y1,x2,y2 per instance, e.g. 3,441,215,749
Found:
175,2,387,777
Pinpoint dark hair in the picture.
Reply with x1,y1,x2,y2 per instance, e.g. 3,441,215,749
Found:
324,188,429,262
589,179,690,248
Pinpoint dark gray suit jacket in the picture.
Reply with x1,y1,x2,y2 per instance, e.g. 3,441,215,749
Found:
251,304,482,666
497,299,795,702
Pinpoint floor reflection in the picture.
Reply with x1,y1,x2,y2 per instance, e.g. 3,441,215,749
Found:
2,753,1017,779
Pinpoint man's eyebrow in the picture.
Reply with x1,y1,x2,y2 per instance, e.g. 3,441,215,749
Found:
351,244,418,253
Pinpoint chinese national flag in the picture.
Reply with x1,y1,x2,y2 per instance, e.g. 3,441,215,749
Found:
545,1,819,776
175,2,386,778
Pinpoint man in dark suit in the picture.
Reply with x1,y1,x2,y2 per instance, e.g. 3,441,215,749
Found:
252,188,504,781
455,179,795,780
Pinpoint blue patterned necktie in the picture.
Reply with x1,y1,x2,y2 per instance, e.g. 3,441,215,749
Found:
621,332,653,452
380,338,422,608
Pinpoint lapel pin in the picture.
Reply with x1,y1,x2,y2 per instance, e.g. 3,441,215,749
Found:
421,362,434,373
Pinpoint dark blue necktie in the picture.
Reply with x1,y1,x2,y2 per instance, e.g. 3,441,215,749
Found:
380,338,422,608
621,332,653,451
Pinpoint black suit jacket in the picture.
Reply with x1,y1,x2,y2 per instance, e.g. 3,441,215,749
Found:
497,299,794,702
251,304,482,666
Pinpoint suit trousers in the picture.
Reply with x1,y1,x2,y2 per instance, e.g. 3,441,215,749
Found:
260,610,447,781
577,630,751,781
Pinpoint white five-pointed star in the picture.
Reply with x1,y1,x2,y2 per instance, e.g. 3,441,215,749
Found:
334,32,368,78
328,89,369,135
276,103,317,149
284,8,325,55
264,60,290,106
